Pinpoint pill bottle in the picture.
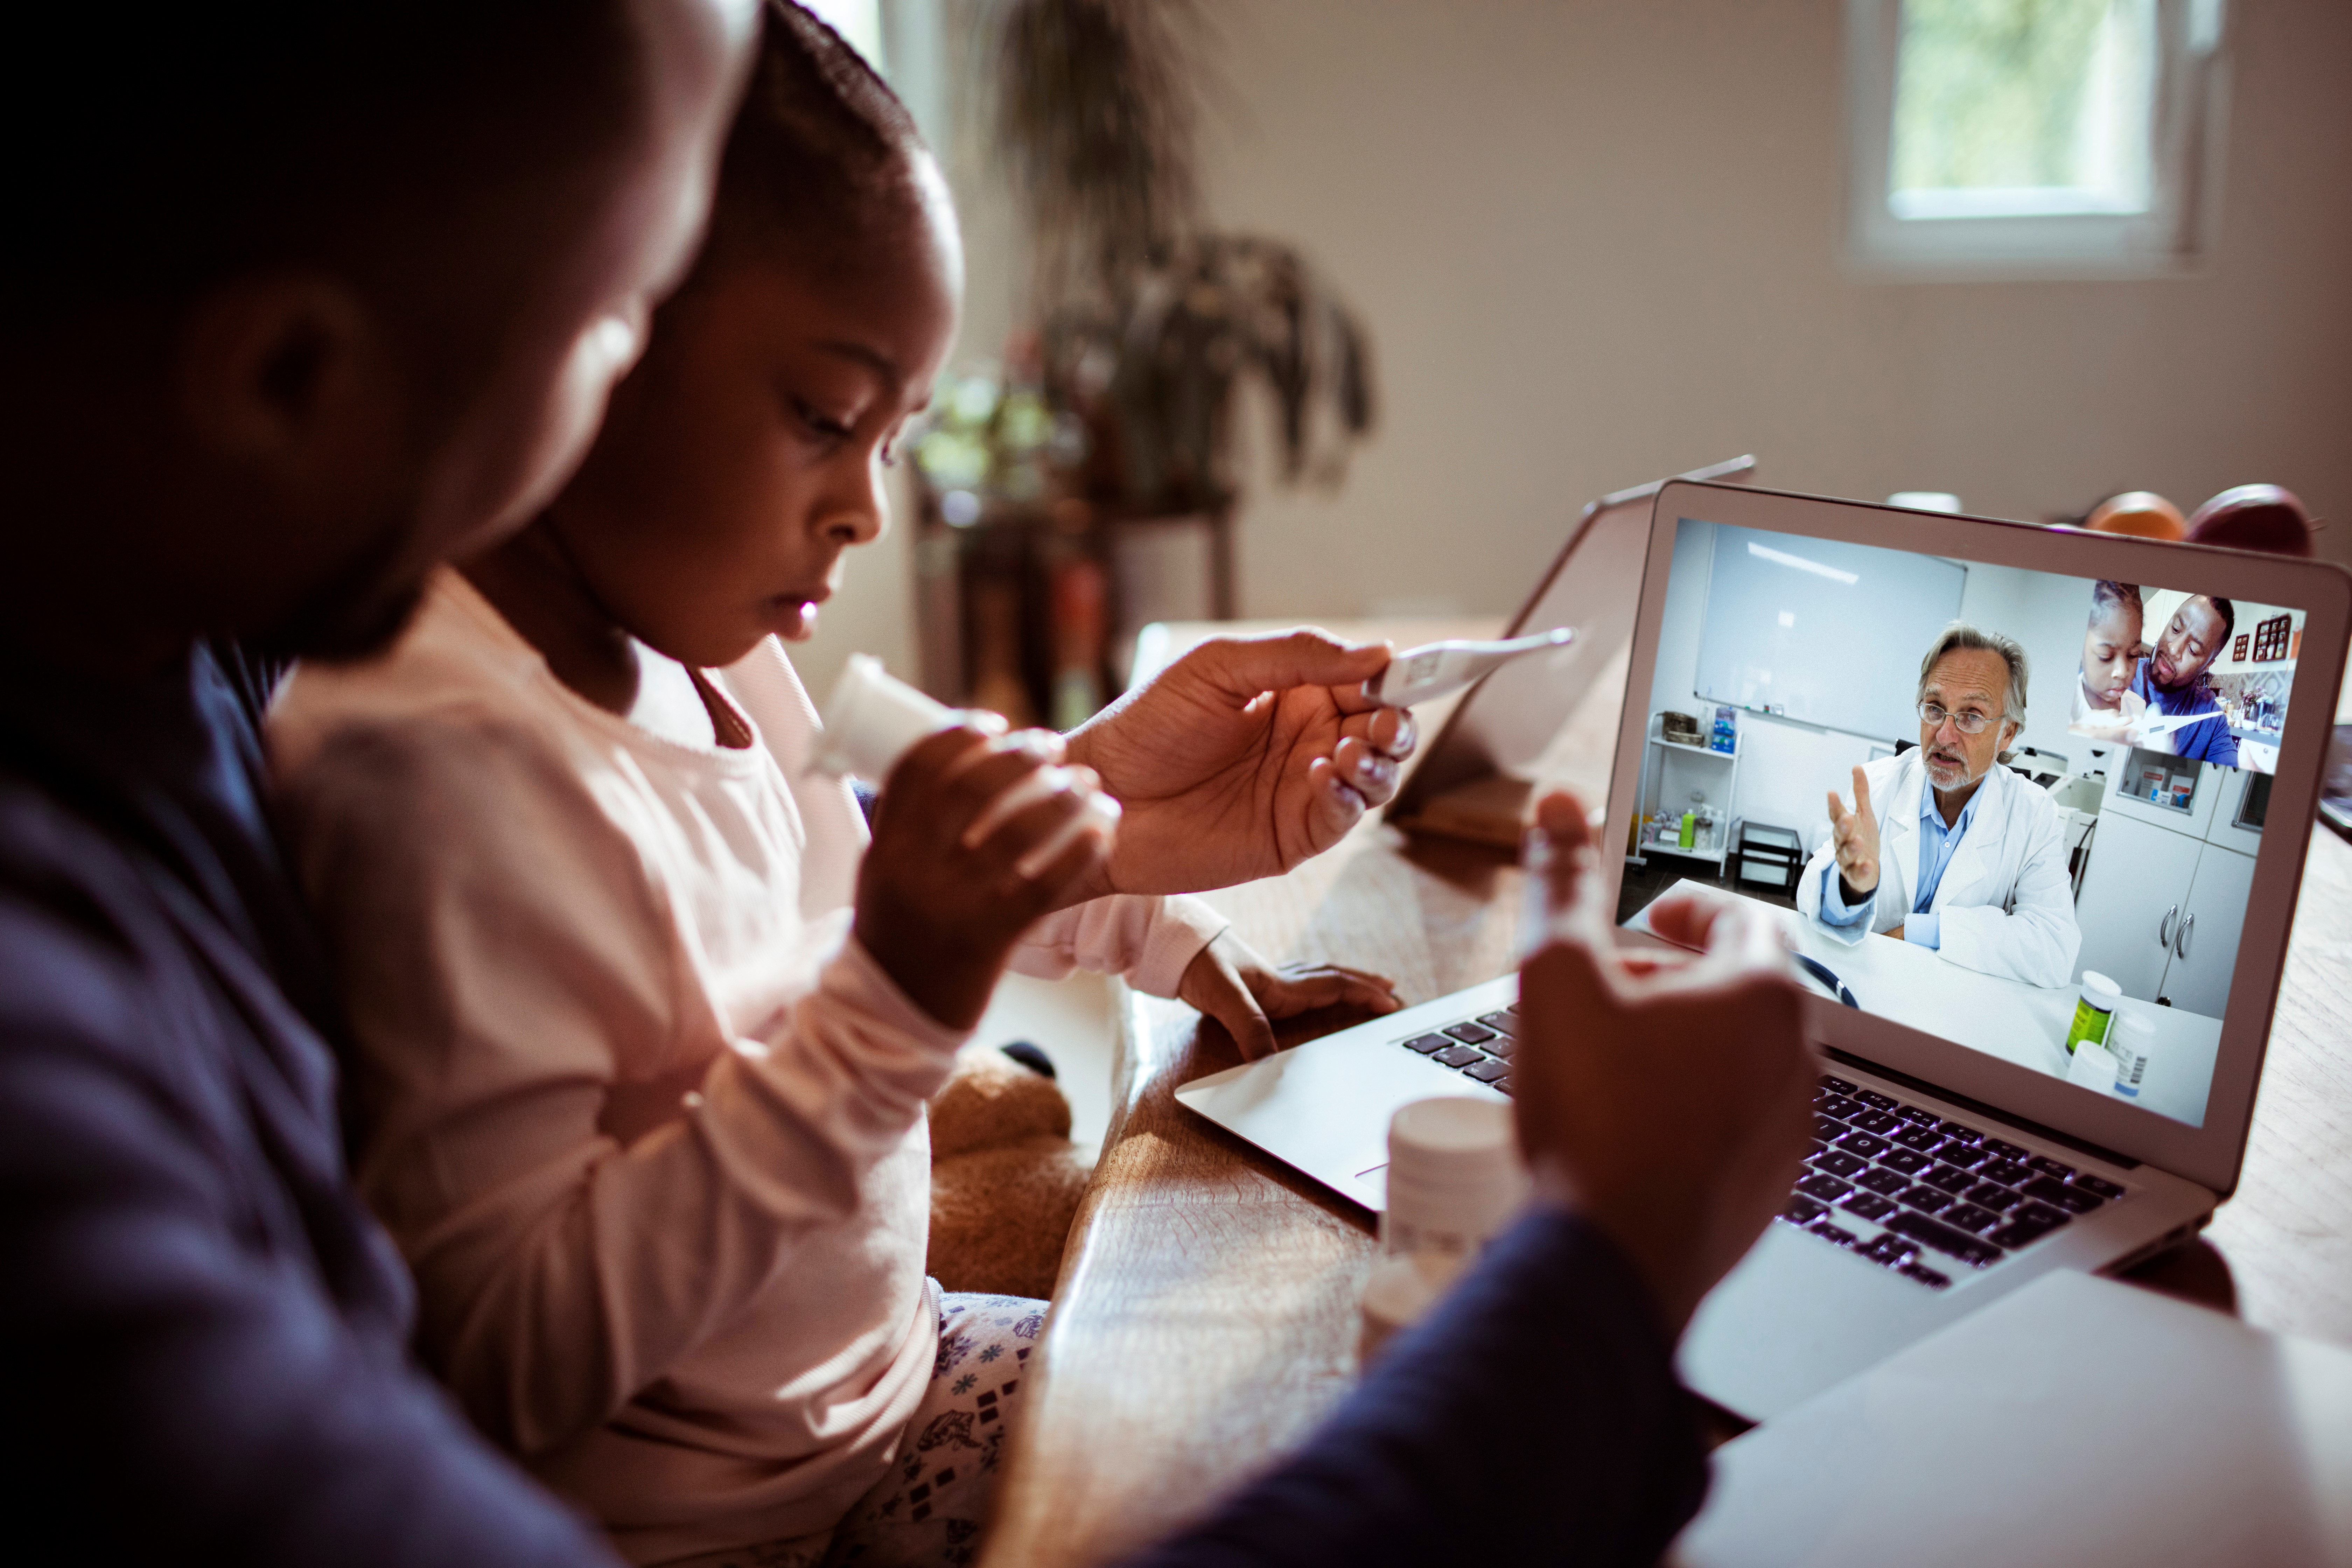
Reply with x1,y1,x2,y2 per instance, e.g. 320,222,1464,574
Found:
1358,1251,1456,1365
2066,1040,2118,1094
1360,1097,1527,1363
2064,971,2121,1056
2108,1011,2155,1099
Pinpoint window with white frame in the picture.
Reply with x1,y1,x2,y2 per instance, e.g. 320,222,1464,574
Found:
1847,0,2230,276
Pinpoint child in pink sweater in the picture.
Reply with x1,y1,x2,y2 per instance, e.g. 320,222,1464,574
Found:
269,8,1411,1568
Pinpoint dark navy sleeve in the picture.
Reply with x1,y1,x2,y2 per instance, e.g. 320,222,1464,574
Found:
1116,1208,1708,1568
0,887,621,1567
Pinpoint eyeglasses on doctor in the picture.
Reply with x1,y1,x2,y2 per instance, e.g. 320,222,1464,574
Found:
1916,701,2007,735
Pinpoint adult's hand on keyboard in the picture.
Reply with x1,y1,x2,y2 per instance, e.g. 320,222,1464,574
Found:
1513,789,1817,1337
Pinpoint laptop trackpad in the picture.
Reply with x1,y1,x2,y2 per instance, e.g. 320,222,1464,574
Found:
1176,1031,1491,1212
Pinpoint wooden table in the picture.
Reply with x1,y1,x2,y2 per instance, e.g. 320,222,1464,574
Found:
979,623,2352,1568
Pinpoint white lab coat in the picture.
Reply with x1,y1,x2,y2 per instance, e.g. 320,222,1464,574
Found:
1796,750,2081,988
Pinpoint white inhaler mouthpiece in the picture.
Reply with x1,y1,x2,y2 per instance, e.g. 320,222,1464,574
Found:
810,654,1121,878
810,654,954,781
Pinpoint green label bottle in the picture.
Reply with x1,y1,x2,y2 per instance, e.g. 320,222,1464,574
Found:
2065,971,2122,1055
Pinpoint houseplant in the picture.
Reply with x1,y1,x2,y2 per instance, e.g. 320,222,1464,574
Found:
988,0,1376,514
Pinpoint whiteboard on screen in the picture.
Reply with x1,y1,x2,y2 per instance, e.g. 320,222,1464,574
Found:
1693,524,1966,740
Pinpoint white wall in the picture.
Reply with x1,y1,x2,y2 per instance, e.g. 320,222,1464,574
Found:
912,0,2351,676
1194,0,2352,618
1647,519,1884,846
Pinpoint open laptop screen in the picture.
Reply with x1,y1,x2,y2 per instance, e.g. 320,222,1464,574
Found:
1616,514,2317,1130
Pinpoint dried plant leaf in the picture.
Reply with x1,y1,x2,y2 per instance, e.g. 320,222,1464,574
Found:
990,2,1376,513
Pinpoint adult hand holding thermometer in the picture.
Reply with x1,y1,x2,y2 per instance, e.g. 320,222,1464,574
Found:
812,654,1120,878
1362,626,1578,708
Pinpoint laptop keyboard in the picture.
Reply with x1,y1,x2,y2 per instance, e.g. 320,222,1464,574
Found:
1398,1011,1523,1093
1400,1015,2130,1293
1787,1076,2129,1290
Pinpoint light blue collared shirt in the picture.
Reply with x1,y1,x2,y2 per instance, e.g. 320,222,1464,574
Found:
1819,769,1987,949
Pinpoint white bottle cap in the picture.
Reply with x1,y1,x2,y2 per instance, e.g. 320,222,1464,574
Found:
2067,1041,2118,1092
1358,1251,1455,1366
811,654,955,780
2080,971,2121,1010
1380,1097,1527,1261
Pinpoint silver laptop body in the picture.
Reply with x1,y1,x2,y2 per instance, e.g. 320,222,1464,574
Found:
1177,481,2352,1420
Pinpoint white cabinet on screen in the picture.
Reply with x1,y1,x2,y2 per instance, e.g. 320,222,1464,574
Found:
2072,812,2204,1002
2071,769,2259,1017
2162,841,2256,1018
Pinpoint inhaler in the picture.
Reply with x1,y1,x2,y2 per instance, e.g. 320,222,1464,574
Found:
811,654,1121,878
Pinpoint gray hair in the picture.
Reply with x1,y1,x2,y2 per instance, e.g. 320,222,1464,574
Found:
1917,621,2029,726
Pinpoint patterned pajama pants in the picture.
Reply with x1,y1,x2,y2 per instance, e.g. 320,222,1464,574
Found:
656,1291,1046,1568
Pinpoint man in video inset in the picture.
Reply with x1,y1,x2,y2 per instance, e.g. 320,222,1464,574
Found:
2129,594,2239,768
1797,624,2081,988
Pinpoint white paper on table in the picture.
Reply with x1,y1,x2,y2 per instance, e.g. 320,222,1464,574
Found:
1669,1270,2352,1568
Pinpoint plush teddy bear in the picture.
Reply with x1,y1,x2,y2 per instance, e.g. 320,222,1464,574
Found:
925,1043,1096,1301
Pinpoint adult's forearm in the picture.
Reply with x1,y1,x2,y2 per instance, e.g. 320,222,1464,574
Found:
1114,1207,1708,1568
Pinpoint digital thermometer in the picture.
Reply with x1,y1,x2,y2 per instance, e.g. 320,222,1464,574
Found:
2130,709,2226,741
1362,626,1578,708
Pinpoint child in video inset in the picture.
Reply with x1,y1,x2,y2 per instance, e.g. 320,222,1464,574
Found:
2068,579,2147,742
267,8,1403,1568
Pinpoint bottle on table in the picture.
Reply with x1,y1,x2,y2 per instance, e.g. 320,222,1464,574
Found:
2108,1011,2156,1098
1359,1097,1528,1363
2065,971,2121,1056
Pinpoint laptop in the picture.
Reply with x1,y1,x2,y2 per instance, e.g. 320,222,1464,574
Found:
1176,480,2352,1419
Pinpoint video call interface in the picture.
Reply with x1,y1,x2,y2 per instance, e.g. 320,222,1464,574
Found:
1618,518,2312,1129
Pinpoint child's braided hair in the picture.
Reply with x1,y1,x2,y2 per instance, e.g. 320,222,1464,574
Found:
693,1,934,284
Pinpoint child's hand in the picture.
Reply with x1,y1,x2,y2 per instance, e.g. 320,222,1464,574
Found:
856,724,1114,1030
1177,930,1401,1060
2074,685,2145,739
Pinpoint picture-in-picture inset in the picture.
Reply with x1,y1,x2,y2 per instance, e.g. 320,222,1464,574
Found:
2068,579,2303,776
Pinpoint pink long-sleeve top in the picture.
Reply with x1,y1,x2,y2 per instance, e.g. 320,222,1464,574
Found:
267,570,1225,1564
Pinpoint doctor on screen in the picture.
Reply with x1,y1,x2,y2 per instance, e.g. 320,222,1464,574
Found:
1797,623,2082,988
